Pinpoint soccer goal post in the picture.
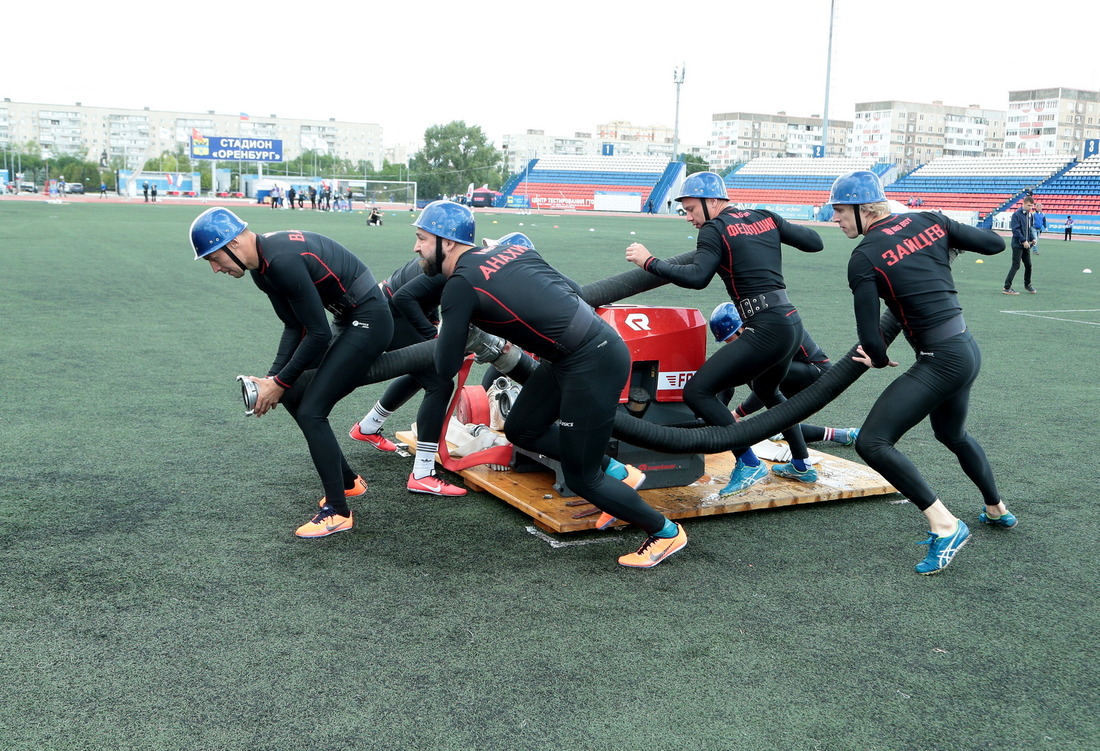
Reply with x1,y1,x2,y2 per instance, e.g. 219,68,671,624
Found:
341,179,417,208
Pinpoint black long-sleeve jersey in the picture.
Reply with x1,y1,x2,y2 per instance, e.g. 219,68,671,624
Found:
250,230,381,388
436,244,586,379
847,211,1005,367
386,262,445,341
641,207,823,301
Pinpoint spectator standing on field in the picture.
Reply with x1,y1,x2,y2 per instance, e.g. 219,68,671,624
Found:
1031,204,1046,253
1003,197,1036,295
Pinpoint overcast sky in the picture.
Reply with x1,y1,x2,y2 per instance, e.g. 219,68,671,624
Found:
9,0,1097,151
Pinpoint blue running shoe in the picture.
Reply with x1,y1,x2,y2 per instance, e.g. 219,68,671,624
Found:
719,459,770,497
978,509,1018,528
840,428,860,446
771,462,818,483
915,520,970,575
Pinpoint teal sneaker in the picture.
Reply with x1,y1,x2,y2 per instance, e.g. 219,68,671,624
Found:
978,509,1018,528
840,428,860,446
719,459,769,497
914,520,970,575
771,462,818,483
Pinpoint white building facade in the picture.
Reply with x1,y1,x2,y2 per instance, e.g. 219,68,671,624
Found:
0,98,384,169
1005,87,1100,158
707,112,853,171
847,100,1005,172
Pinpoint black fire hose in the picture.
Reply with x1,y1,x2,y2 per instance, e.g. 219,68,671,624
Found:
345,249,901,454
609,311,901,453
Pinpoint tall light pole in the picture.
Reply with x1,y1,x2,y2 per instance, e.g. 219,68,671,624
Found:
672,64,685,162
821,0,837,158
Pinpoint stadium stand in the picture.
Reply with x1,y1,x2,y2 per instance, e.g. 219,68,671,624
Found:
1024,155,1100,215
723,158,885,210
496,153,1099,234
884,156,1071,219
502,155,678,212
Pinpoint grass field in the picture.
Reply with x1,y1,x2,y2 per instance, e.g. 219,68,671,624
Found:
1,199,1098,751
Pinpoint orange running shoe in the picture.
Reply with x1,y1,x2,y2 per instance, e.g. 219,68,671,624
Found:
349,423,397,452
407,471,467,497
617,524,687,569
595,463,646,529
596,512,622,530
295,505,353,538
319,475,367,507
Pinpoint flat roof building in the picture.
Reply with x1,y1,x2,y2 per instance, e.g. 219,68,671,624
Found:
0,98,384,169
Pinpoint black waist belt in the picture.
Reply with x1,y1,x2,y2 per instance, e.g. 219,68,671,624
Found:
736,289,790,319
912,314,966,348
326,273,377,317
557,303,601,355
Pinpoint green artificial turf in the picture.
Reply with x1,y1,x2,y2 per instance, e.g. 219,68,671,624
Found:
1,200,1097,750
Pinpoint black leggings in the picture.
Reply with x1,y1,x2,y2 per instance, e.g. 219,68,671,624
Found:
735,361,834,442
855,332,1000,511
279,299,393,511
682,311,810,461
1004,243,1033,289
377,316,452,446
503,324,667,534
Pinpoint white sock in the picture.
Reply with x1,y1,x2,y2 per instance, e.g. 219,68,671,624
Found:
358,403,392,435
413,442,438,479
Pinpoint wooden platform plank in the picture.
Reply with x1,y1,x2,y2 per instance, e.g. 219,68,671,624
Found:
396,431,896,534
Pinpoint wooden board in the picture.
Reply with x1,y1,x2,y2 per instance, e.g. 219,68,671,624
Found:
396,431,896,534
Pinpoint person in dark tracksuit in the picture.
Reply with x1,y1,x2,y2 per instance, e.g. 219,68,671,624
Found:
1003,197,1036,294
349,258,466,497
413,200,686,569
830,171,1018,575
625,171,824,497
190,207,393,539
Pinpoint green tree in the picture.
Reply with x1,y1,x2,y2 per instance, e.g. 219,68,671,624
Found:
679,152,711,175
409,121,502,200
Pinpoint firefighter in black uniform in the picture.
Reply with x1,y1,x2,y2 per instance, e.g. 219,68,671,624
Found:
349,257,466,496
414,201,687,569
626,171,824,496
190,207,393,539
830,171,1018,575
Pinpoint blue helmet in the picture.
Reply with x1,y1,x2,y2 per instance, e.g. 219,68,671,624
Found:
709,302,744,343
493,232,534,249
413,200,475,245
676,171,728,202
829,171,886,205
190,207,247,260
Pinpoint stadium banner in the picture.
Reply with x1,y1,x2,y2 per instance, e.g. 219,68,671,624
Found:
1056,214,1100,234
504,195,531,209
738,203,816,221
594,191,641,212
190,136,283,162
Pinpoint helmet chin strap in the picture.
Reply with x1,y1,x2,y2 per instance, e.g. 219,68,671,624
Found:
425,236,443,277
702,198,712,222
223,246,248,272
855,206,865,236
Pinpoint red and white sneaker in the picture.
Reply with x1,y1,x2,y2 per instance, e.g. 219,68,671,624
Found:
407,471,467,497
349,423,397,452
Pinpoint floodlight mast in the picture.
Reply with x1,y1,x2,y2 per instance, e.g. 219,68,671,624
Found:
672,64,685,163
821,0,836,157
